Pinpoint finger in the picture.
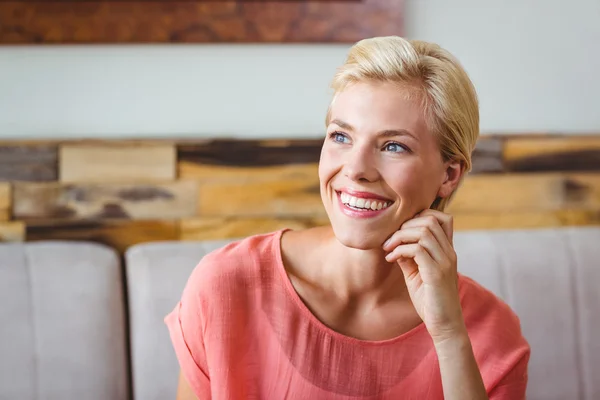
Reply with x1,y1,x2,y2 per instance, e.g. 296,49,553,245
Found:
385,243,435,267
400,215,453,256
405,209,454,245
382,227,447,264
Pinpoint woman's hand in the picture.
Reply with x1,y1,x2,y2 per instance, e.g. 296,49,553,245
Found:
382,209,466,344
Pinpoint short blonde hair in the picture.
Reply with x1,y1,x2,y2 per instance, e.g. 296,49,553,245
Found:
326,36,479,211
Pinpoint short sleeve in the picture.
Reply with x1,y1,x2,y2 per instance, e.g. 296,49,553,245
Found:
488,347,530,399
165,265,212,399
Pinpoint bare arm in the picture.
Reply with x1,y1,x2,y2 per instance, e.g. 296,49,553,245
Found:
435,331,488,400
176,371,200,400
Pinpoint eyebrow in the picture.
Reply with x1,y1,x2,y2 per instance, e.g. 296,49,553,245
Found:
330,118,418,141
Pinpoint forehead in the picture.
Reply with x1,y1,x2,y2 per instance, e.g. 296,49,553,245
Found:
329,81,428,135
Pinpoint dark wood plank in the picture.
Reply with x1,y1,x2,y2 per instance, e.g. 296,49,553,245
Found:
0,145,58,181
0,0,403,44
13,181,198,221
470,137,504,174
178,139,323,168
26,220,178,253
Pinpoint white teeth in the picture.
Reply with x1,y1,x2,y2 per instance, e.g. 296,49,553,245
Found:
339,192,391,211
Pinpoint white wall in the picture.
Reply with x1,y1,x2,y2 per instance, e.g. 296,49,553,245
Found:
0,0,599,140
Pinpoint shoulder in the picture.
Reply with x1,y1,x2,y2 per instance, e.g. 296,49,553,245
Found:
458,274,531,384
459,274,527,345
181,229,284,303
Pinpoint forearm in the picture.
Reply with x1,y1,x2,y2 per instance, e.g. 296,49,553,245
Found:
434,329,488,400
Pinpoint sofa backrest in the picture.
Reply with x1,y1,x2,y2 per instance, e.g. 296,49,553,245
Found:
0,241,130,400
125,240,231,400
125,227,600,400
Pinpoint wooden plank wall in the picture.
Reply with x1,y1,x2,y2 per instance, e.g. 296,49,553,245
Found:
1,135,599,252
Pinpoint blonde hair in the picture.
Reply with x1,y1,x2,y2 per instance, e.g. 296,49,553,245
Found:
326,36,479,211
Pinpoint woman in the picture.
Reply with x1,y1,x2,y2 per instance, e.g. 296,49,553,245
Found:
166,36,530,399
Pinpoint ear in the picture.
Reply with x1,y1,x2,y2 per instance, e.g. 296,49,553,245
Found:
437,159,466,199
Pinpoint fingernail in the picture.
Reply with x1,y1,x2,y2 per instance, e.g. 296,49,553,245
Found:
383,239,391,248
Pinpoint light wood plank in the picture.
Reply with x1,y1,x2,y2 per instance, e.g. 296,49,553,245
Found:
180,216,330,240
60,144,176,182
448,173,600,213
13,180,198,221
26,220,178,253
0,183,10,221
504,136,600,172
0,221,25,242
198,177,325,217
453,210,600,231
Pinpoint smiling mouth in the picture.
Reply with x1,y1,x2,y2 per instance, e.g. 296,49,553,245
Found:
338,191,393,211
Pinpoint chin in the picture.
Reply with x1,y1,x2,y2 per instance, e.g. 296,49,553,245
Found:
330,221,392,250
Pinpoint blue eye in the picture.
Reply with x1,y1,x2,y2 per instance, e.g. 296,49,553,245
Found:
384,142,407,153
331,132,350,144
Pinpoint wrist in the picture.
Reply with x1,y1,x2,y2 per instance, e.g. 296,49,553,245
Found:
432,325,470,351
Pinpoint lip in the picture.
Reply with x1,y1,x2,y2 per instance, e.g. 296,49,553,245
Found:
337,188,393,202
335,191,393,219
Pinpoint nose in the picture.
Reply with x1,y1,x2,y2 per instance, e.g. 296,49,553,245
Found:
343,144,380,183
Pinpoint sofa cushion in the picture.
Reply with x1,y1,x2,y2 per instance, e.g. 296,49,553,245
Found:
455,227,600,400
126,227,600,400
125,239,231,400
0,241,129,400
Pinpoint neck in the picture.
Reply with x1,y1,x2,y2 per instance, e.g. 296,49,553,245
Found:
317,228,408,304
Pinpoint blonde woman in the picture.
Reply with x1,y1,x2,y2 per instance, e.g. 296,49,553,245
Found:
166,37,530,400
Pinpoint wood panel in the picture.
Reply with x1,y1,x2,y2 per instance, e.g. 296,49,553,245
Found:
181,216,330,241
60,144,176,183
26,220,178,253
449,173,600,213
453,210,600,231
198,177,324,218
0,183,9,221
0,145,58,181
0,221,25,242
504,136,600,172
13,181,198,221
0,0,403,44
470,137,504,173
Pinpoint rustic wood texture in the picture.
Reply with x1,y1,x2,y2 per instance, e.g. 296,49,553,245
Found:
449,173,600,213
0,0,403,44
0,184,10,221
198,178,324,217
181,216,329,241
26,220,178,253
453,210,600,231
0,145,58,181
504,136,600,172
60,144,176,183
13,181,198,221
0,135,599,251
470,137,504,173
0,221,25,242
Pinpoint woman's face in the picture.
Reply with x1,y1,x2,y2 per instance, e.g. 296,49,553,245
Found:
319,81,456,249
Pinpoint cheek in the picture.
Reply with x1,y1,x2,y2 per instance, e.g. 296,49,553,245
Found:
318,146,340,183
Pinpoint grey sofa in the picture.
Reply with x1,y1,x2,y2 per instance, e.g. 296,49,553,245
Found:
1,227,599,400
